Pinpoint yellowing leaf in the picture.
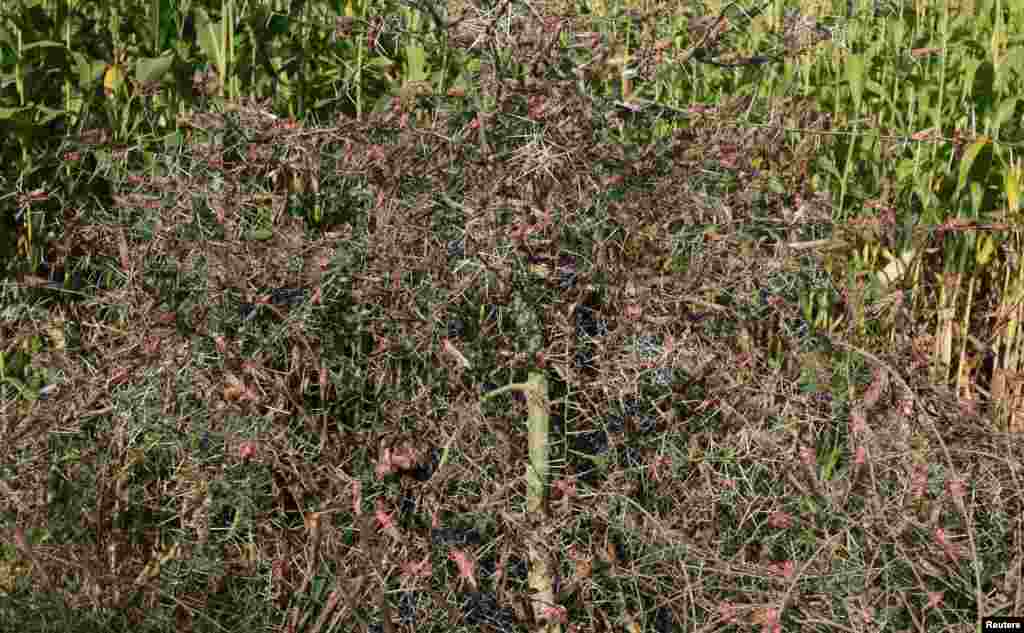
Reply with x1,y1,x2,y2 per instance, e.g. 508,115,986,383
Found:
103,63,124,96
46,319,66,351
1006,164,1021,213
976,234,996,267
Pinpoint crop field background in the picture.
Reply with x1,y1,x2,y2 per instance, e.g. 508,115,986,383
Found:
1,0,1024,631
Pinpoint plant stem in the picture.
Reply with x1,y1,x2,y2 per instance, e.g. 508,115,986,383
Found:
481,371,560,633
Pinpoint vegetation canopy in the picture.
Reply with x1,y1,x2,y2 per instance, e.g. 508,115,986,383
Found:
1,0,1023,631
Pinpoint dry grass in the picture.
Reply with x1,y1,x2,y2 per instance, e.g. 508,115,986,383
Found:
2,0,1023,632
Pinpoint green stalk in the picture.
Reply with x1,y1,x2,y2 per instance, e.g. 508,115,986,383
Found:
482,371,561,633
994,259,1024,430
482,373,549,514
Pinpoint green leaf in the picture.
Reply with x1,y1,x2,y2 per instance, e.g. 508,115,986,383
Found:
365,56,395,69
267,14,290,36
846,54,865,112
0,105,32,120
895,158,916,184
194,8,227,80
246,228,274,241
134,54,174,82
71,51,107,87
2,376,33,401
956,136,991,197
995,96,1019,129
401,7,428,83
21,40,66,52
821,443,841,481
33,104,64,125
